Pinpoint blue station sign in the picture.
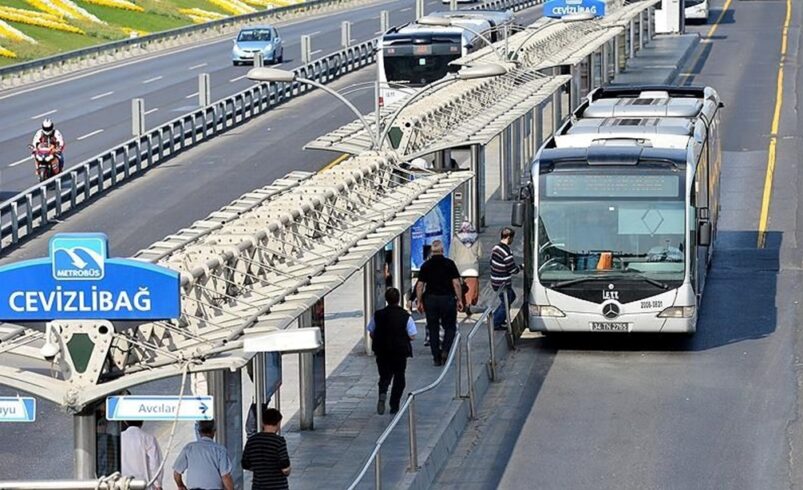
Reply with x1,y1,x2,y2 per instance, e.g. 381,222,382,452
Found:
544,0,606,18
0,233,180,321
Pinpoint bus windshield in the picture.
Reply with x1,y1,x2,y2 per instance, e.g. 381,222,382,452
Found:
537,170,686,284
382,34,463,87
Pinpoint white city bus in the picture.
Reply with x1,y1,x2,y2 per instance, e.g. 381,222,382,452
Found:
377,11,513,107
513,86,723,334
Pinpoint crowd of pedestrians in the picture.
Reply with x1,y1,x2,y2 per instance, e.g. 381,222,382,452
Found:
119,223,519,488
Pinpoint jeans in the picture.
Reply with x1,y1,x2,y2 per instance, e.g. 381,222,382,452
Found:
377,356,407,410
493,286,515,328
424,294,457,360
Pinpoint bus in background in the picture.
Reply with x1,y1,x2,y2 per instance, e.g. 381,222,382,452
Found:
512,86,723,334
377,11,514,107
684,0,709,22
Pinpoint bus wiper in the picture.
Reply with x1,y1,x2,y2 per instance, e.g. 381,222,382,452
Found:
551,276,605,288
619,269,670,290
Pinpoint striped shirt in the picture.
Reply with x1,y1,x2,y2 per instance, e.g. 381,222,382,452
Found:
490,242,519,290
242,432,290,490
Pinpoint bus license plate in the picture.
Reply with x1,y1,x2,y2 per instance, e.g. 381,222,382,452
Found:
590,322,630,332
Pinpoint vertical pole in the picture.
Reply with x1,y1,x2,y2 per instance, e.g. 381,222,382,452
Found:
253,353,265,431
341,21,351,48
208,370,244,487
74,411,96,479
198,73,210,107
132,98,145,137
500,126,510,200
589,52,596,90
392,234,403,293
301,35,311,65
364,262,374,356
486,313,497,381
450,0,457,11
380,10,389,33
408,398,418,470
415,0,424,20
468,144,480,231
511,118,522,192
613,35,621,75
455,336,462,399
253,51,264,68
570,65,580,110
629,20,635,59
375,450,382,489
299,351,315,430
552,85,562,137
648,6,654,40
638,12,644,50
534,104,543,155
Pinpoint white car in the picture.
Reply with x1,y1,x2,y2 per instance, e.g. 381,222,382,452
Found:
685,0,709,22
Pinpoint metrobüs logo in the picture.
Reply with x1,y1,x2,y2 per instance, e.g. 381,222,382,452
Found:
50,234,107,281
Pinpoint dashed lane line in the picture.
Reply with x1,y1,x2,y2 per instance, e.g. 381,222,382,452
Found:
90,91,114,100
30,109,57,120
76,129,104,141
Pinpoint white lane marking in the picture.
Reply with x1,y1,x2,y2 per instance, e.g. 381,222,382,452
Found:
310,49,322,55
90,91,114,100
144,108,159,115
142,75,163,84
30,109,57,120
9,156,29,167
186,92,199,99
188,62,208,70
76,129,104,140
230,74,248,82
308,30,321,36
400,7,412,11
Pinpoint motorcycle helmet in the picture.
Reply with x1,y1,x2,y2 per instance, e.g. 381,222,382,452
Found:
42,118,54,136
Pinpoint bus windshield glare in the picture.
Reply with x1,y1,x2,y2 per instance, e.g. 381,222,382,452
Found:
537,170,686,284
382,36,462,87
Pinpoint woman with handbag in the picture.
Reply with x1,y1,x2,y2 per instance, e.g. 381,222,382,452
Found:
450,220,482,317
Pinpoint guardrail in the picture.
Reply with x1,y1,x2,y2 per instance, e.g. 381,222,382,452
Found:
0,0,543,254
347,299,508,489
0,40,376,252
0,0,370,91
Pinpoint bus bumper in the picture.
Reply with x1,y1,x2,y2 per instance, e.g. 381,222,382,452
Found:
528,312,696,334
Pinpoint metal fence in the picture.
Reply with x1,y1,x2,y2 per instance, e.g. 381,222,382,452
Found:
347,300,506,489
0,40,376,253
0,0,542,255
0,0,371,90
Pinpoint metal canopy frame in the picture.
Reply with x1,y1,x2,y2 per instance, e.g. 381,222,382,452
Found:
0,153,470,411
304,0,660,159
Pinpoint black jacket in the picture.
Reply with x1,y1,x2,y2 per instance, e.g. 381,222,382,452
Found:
373,305,412,358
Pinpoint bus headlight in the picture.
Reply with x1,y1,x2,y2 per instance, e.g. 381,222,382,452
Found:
658,306,696,318
530,304,565,317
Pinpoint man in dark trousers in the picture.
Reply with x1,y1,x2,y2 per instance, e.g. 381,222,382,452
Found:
367,287,417,414
491,227,520,330
416,240,463,366
242,408,291,490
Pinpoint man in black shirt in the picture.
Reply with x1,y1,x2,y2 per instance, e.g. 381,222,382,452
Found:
416,240,463,365
242,408,291,490
367,287,417,414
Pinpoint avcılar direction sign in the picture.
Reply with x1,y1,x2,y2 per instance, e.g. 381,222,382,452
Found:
544,0,606,18
0,233,180,321
106,395,214,421
0,396,36,422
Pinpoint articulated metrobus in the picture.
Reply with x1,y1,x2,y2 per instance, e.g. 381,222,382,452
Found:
378,11,514,106
514,86,723,334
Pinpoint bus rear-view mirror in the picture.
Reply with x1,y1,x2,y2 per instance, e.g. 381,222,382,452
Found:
699,221,712,247
512,201,526,227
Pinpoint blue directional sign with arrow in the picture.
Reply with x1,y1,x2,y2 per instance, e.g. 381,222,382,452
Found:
106,395,214,421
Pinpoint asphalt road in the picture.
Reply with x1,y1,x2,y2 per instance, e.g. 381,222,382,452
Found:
0,0,445,198
434,1,803,489
0,5,545,480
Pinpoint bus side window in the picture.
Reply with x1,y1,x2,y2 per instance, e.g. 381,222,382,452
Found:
695,143,709,209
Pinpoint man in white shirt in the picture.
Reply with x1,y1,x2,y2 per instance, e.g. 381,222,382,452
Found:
121,420,163,489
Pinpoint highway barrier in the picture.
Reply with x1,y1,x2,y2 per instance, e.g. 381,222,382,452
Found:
0,0,375,91
0,0,543,254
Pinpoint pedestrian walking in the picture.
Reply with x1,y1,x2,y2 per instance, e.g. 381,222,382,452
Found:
416,240,463,366
491,227,520,330
121,420,163,490
450,220,482,317
173,420,234,490
367,287,417,414
242,408,291,490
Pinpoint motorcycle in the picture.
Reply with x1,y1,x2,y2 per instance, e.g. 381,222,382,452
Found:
28,142,60,182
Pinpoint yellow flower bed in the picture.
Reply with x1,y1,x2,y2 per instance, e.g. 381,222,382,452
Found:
0,7,85,34
121,27,148,36
208,0,256,16
241,0,275,6
0,5,63,22
49,0,104,22
178,7,227,21
0,44,17,58
81,0,145,12
0,19,37,43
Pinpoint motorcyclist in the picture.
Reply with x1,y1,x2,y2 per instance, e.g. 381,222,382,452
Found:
30,118,65,174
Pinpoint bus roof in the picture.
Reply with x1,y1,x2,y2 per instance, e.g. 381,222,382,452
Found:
537,145,689,171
